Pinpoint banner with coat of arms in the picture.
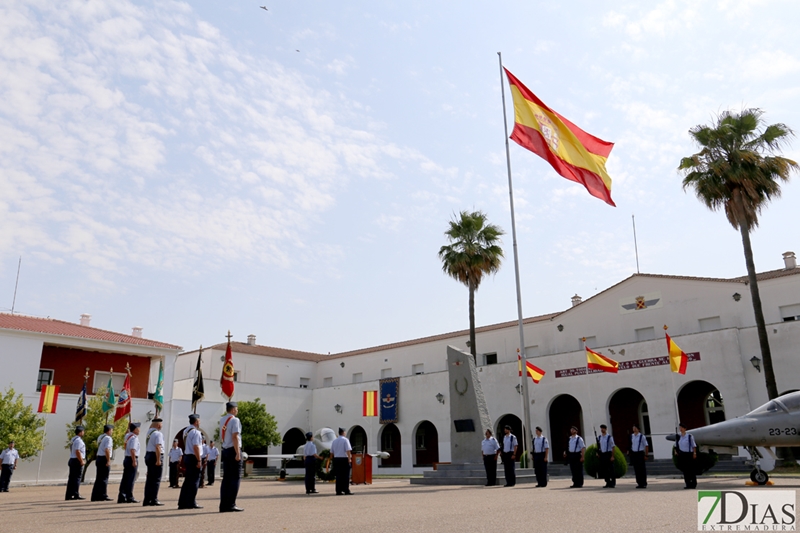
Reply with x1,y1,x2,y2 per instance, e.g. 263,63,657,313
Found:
379,378,399,424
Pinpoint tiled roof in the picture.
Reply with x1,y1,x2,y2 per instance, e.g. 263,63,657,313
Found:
0,313,181,350
203,342,324,362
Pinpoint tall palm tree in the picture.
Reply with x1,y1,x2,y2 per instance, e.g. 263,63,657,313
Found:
438,210,505,362
679,108,797,400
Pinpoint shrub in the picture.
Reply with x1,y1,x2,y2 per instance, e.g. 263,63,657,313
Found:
583,444,628,478
672,448,718,475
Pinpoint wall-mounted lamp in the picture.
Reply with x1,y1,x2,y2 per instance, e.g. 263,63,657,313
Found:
557,324,564,332
340,362,345,368
515,384,522,394
146,410,154,421
334,404,343,414
733,292,742,302
436,393,445,404
465,340,471,347
750,356,762,373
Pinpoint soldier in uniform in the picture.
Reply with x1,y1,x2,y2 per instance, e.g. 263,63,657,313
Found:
628,424,648,489
206,440,218,486
199,439,208,488
0,441,19,492
168,439,183,488
118,422,141,503
597,424,617,488
303,432,322,494
501,425,518,487
143,418,165,506
330,427,353,496
91,425,114,501
674,422,698,489
178,414,203,509
480,429,500,486
563,426,585,488
65,426,86,500
219,402,244,512
532,427,549,488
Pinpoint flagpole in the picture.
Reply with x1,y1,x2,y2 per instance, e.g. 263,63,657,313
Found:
583,338,599,479
35,416,48,485
664,326,681,433
498,52,533,462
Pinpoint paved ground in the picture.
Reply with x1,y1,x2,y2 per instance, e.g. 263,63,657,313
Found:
2,476,799,533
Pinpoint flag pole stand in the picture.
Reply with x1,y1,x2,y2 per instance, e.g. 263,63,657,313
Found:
498,51,533,462
35,416,48,486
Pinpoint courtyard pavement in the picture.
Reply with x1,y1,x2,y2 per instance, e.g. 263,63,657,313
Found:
2,476,797,532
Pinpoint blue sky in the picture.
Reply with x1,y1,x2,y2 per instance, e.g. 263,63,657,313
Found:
1,0,798,354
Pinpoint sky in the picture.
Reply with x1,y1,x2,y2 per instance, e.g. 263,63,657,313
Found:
1,0,799,355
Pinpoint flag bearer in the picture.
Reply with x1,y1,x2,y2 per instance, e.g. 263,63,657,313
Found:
91,425,114,501
219,402,244,512
0,441,19,492
532,427,549,488
629,424,648,489
143,418,165,506
480,429,501,486
178,414,203,509
674,422,698,489
168,439,183,488
501,425,518,487
65,426,86,500
597,424,616,488
303,432,322,494
118,422,140,503
563,426,585,488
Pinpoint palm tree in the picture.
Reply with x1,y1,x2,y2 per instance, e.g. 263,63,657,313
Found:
438,211,505,362
679,108,797,400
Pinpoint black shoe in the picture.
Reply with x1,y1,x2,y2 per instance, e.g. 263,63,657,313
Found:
636,486,646,489
179,504,203,509
117,497,126,504
128,499,139,504
74,496,85,500
336,492,343,496
343,492,353,496
220,506,244,512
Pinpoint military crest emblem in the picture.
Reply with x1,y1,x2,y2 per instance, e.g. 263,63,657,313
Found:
534,110,560,152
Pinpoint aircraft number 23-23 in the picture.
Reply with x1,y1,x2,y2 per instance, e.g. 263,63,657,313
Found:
768,427,799,436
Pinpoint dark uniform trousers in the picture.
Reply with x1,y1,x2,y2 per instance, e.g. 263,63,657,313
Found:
91,456,110,500
143,452,163,504
118,456,137,502
207,459,216,485
533,452,547,487
220,447,242,511
678,451,697,488
501,451,516,486
178,455,200,508
599,451,616,487
630,450,647,487
65,458,83,500
483,455,497,486
332,457,351,495
169,461,180,488
0,464,13,491
568,452,583,487
304,456,316,493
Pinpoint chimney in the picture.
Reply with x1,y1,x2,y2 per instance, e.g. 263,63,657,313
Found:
80,314,91,327
571,294,582,307
247,334,256,346
132,326,143,338
783,251,797,270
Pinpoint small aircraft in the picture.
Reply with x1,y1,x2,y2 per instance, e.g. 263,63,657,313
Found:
666,391,800,485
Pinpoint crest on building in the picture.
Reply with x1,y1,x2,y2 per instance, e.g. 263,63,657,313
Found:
619,291,662,314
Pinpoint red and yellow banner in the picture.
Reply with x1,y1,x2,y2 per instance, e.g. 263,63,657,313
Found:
504,68,616,207
363,390,378,417
586,347,619,373
221,336,235,399
525,361,546,383
666,333,688,374
114,372,132,422
38,384,60,414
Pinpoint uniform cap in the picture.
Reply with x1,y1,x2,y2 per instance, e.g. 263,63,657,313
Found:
189,414,200,423
75,426,85,434
103,424,114,433
152,417,163,423
570,426,578,431
338,427,346,434
305,432,313,438
129,422,141,431
504,425,512,430
173,439,179,443
600,424,607,429
226,402,238,410
679,422,687,429
535,426,542,432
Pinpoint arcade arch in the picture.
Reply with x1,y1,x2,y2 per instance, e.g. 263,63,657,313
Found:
348,425,368,454
548,394,584,459
378,423,402,467
677,380,725,429
282,428,306,468
495,414,523,462
413,421,439,467
608,387,651,454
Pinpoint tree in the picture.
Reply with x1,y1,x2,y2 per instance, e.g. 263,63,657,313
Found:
679,108,797,401
438,210,505,361
213,398,282,452
65,387,128,480
0,387,46,460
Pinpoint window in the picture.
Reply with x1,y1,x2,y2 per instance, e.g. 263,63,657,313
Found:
323,377,332,387
780,304,800,322
581,336,598,349
412,364,424,375
93,371,127,394
299,377,310,389
266,374,277,386
36,369,54,392
699,316,722,332
381,368,392,379
482,353,497,365
524,345,540,358
352,373,363,384
233,371,239,383
635,327,656,342
416,427,426,450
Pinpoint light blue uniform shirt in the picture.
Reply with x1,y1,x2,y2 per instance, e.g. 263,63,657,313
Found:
598,434,615,453
303,441,317,457
184,427,203,456
220,415,242,449
481,437,500,455
503,434,518,453
97,434,113,458
207,447,219,461
168,447,183,463
534,436,549,453
146,428,164,454
568,435,585,453
0,448,19,465
630,433,647,452
678,434,696,453
70,436,86,459
124,432,140,458
330,436,352,458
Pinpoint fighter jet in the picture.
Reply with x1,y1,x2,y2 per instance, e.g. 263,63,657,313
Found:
666,391,800,484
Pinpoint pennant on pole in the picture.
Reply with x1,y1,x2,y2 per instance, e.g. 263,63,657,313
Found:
114,365,132,422
220,331,235,400
101,369,116,414
75,370,88,423
154,360,164,413
192,348,205,413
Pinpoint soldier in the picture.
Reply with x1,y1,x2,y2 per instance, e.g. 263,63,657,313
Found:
143,418,165,506
168,439,183,488
597,424,617,488
91,425,114,501
532,427,549,488
206,440,218,486
330,427,353,496
303,432,322,494
563,426,585,488
0,441,19,492
674,422,698,489
65,426,86,500
178,414,203,509
629,424,648,489
219,402,244,512
501,425,518,487
480,429,500,486
199,438,208,488
118,422,141,503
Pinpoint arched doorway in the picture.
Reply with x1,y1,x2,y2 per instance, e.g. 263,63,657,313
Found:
495,414,523,462
379,423,401,467
608,388,651,455
348,425,368,454
413,421,439,467
549,394,584,459
677,380,725,430
282,428,306,468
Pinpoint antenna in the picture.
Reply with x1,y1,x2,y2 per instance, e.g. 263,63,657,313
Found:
11,256,21,314
632,215,640,274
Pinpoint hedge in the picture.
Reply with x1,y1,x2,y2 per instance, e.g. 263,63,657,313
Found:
583,444,628,478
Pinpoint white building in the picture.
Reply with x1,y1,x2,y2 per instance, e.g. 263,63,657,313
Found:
174,253,800,474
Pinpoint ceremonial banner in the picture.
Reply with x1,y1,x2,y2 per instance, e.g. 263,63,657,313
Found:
192,351,205,412
666,333,688,374
379,378,399,424
114,371,132,422
75,379,87,423
363,390,378,417
220,337,235,399
154,360,164,412
38,384,59,414
101,373,116,414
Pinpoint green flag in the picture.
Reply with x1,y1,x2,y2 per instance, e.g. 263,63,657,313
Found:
101,375,116,413
154,360,164,412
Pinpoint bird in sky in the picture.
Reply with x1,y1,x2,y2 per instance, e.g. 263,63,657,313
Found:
260,6,268,11
296,50,300,52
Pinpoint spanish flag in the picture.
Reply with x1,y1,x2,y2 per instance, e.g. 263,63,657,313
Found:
525,361,546,383
38,384,60,414
586,347,619,373
363,390,378,417
504,68,616,207
666,333,688,375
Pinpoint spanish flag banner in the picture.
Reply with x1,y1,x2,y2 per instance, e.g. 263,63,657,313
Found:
526,361,546,383
586,347,619,373
38,384,60,414
504,68,616,207
666,333,688,375
363,390,378,417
